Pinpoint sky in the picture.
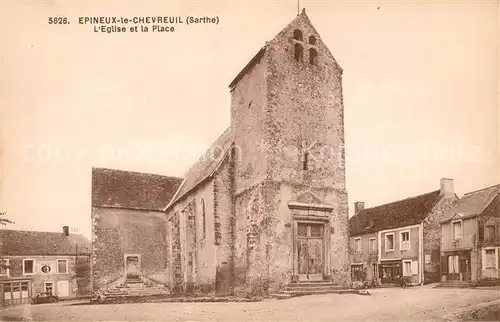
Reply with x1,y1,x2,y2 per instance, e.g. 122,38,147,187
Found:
1,0,499,238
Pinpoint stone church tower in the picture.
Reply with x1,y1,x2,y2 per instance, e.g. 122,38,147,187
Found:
230,9,350,295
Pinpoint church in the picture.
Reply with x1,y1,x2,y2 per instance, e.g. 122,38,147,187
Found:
91,9,351,298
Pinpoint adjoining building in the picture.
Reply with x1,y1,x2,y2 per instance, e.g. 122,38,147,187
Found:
439,184,500,287
0,227,90,306
349,179,457,286
91,168,182,296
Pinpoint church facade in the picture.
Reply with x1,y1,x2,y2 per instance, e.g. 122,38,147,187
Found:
92,10,351,298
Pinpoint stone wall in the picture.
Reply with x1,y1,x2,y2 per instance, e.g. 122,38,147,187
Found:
91,207,169,291
166,153,235,296
213,152,236,295
423,195,458,283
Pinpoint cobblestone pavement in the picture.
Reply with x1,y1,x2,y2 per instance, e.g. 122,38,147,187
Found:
1,286,499,321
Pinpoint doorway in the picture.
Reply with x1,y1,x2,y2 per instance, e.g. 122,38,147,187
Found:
124,255,141,279
56,280,69,297
447,255,460,281
296,223,324,281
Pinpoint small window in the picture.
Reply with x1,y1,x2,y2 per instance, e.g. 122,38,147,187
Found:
484,249,496,269
41,265,51,274
400,231,410,250
23,259,34,275
201,198,206,242
309,48,318,65
485,225,496,242
303,152,309,170
58,259,68,274
309,35,316,45
354,237,362,253
293,29,303,41
0,259,9,276
385,233,394,251
369,238,377,253
44,282,53,295
294,43,303,62
452,221,462,240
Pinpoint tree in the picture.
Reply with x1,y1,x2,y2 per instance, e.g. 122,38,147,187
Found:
0,212,13,226
0,212,14,271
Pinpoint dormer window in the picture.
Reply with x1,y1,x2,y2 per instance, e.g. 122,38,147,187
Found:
294,43,303,62
309,35,316,45
293,29,303,41
309,48,318,65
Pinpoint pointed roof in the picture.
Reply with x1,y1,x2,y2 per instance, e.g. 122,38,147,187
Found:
441,184,500,223
229,9,341,89
166,127,233,210
349,190,443,236
92,168,183,211
0,229,90,256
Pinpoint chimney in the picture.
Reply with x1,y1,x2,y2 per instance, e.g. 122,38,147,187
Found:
63,226,69,237
354,201,365,215
440,178,454,197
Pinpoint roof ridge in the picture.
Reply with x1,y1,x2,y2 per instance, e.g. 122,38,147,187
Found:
165,127,233,210
355,190,440,216
93,167,183,180
0,228,83,235
463,184,500,196
177,127,232,179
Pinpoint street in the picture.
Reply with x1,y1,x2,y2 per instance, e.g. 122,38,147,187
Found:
1,286,499,321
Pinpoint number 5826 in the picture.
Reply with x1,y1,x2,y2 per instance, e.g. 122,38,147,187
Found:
48,17,69,24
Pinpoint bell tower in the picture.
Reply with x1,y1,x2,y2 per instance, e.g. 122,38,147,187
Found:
229,10,350,296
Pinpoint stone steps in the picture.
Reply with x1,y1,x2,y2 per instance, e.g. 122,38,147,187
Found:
434,282,475,289
282,285,346,292
273,281,354,299
101,277,170,299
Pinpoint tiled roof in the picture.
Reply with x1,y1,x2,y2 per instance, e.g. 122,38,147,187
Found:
0,229,90,256
92,168,183,211
442,184,500,222
481,194,500,218
166,127,233,209
349,190,442,236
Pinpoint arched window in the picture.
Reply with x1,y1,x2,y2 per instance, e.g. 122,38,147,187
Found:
309,48,318,66
309,35,317,45
294,43,303,62
201,198,206,241
293,29,303,41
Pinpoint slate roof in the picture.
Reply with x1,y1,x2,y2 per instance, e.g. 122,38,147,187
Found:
481,194,500,218
166,127,233,210
441,184,500,222
349,190,443,236
0,229,90,256
92,168,183,211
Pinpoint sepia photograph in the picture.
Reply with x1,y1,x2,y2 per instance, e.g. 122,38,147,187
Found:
0,0,499,320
